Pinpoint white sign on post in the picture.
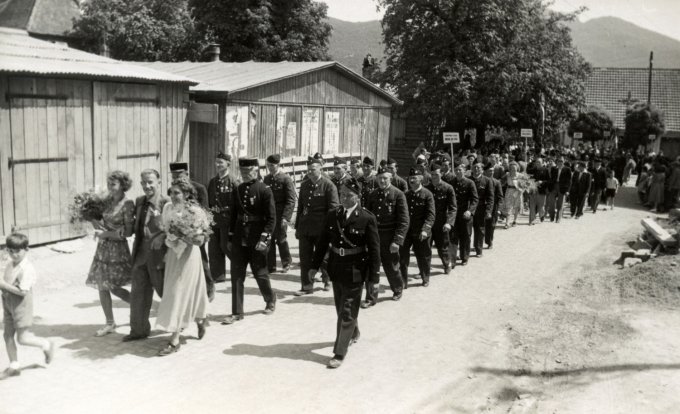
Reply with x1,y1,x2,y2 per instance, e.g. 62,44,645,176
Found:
443,132,460,144
520,128,533,138
603,131,611,137
573,132,583,139
648,134,656,141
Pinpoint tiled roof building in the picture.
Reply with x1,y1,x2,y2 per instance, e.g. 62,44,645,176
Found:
0,0,80,42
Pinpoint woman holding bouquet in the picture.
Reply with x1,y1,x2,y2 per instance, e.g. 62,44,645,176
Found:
502,162,525,228
86,171,134,337
156,178,210,356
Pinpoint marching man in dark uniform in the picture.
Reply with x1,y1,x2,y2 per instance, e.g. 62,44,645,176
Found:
331,156,355,197
426,163,457,275
470,162,494,258
294,156,339,295
264,154,296,273
207,152,239,285
364,164,409,305
483,162,503,249
308,181,381,369
222,157,277,325
170,162,214,300
399,168,435,287
358,156,378,206
450,162,478,266
384,158,409,192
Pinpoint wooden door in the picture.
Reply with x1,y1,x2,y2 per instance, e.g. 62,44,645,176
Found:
6,77,94,244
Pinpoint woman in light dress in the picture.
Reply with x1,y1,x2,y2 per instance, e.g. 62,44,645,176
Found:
156,178,209,356
86,171,134,337
502,162,524,228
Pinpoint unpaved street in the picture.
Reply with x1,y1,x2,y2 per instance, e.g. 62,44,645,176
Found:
1,184,676,414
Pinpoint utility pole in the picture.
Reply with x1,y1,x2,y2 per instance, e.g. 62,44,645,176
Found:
648,51,654,104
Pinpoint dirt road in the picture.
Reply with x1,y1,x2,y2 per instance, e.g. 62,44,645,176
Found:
0,184,675,414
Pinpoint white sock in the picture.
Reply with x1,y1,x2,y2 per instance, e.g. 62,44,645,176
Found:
8,361,20,370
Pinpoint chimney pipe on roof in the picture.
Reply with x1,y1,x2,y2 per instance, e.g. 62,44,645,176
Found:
208,44,221,62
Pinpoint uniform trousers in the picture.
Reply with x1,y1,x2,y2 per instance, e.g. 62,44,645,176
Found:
298,235,328,291
230,243,276,315
129,255,164,337
267,218,292,271
208,224,231,281
528,192,546,223
365,230,403,303
484,212,498,247
472,214,486,255
546,190,566,222
399,232,432,285
332,280,362,357
430,223,450,268
450,216,473,262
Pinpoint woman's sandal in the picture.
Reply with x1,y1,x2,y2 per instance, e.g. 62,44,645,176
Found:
158,342,181,356
197,319,208,340
94,324,116,337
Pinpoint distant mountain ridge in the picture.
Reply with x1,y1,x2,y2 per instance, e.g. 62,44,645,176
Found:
327,16,680,74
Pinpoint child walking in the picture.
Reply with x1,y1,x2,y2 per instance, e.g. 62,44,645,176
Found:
605,170,620,210
1,233,55,377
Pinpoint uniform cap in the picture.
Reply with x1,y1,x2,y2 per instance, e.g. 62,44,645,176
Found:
408,167,422,177
333,156,347,166
266,154,281,164
238,157,259,167
340,178,361,195
430,163,442,172
349,157,361,165
484,162,494,171
377,165,390,175
307,156,323,166
379,159,388,167
216,151,231,162
169,162,188,172
362,156,374,166
312,152,324,160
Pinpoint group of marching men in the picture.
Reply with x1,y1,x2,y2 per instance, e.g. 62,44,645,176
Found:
203,150,507,368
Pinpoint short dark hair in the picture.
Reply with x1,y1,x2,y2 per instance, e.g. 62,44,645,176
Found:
108,170,133,192
6,232,29,249
140,168,160,179
168,178,197,201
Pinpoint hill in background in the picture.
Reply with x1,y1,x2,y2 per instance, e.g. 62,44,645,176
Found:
328,16,680,73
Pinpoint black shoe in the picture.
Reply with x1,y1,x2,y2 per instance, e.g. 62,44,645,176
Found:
444,265,451,275
350,331,361,345
392,292,402,301
323,281,331,291
268,268,277,274
461,260,468,266
122,333,148,342
294,289,313,296
402,280,409,289
157,342,180,356
327,355,344,369
360,300,375,309
422,281,430,287
263,301,276,315
196,320,207,340
221,315,244,325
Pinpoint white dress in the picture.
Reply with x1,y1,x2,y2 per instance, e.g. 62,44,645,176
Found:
155,203,208,332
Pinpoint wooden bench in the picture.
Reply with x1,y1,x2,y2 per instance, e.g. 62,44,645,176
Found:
641,218,678,248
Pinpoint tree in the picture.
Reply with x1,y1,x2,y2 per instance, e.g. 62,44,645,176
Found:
70,0,210,61
568,105,614,143
377,0,591,146
623,102,666,149
190,0,332,62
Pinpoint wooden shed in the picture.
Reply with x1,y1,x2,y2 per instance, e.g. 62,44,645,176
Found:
0,28,196,245
137,60,402,185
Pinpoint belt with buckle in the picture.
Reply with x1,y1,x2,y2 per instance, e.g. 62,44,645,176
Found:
238,214,264,223
330,246,366,257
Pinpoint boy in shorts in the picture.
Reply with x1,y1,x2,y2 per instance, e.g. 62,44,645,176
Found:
1,233,55,377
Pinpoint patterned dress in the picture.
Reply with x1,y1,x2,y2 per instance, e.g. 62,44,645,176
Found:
85,197,135,290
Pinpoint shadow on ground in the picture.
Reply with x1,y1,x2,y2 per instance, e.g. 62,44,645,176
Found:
471,363,680,378
222,341,335,365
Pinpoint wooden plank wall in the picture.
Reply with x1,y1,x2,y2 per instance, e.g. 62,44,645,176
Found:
0,76,12,240
229,68,393,108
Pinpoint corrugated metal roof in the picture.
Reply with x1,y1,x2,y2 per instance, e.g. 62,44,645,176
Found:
136,60,402,104
585,67,680,132
0,27,197,84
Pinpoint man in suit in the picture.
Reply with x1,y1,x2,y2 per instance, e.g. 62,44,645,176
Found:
207,152,239,285
400,168,435,287
449,162,478,265
264,154,296,273
385,158,409,192
170,162,215,300
590,158,607,213
483,162,503,249
470,162,494,258
123,169,169,342
358,156,378,206
222,157,277,325
309,181,380,369
426,163,456,274
294,157,339,295
365,164,409,304
570,161,591,219
546,157,572,223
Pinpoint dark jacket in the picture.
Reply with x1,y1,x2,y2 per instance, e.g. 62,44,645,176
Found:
192,180,209,209
207,174,240,227
311,206,381,284
263,171,296,221
571,170,592,195
450,176,479,218
358,173,379,206
366,184,409,245
549,166,572,194
530,166,550,194
392,175,408,193
426,181,457,227
591,166,607,190
295,175,339,238
491,177,503,215
229,179,276,247
404,186,436,236
471,175,494,218
131,195,169,267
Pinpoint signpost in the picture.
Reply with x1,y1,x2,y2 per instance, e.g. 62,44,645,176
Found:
520,128,532,156
443,132,460,161
573,132,583,139
648,134,656,141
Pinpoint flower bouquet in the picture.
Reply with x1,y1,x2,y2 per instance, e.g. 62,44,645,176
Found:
68,189,109,230
515,175,538,193
165,204,214,254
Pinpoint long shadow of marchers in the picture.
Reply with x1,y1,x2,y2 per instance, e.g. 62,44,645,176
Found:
281,294,335,306
222,341,335,365
73,299,132,309
268,273,300,283
30,323,169,360
471,363,680,378
0,363,43,381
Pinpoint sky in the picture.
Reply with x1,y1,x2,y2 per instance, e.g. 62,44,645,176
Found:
319,0,680,41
